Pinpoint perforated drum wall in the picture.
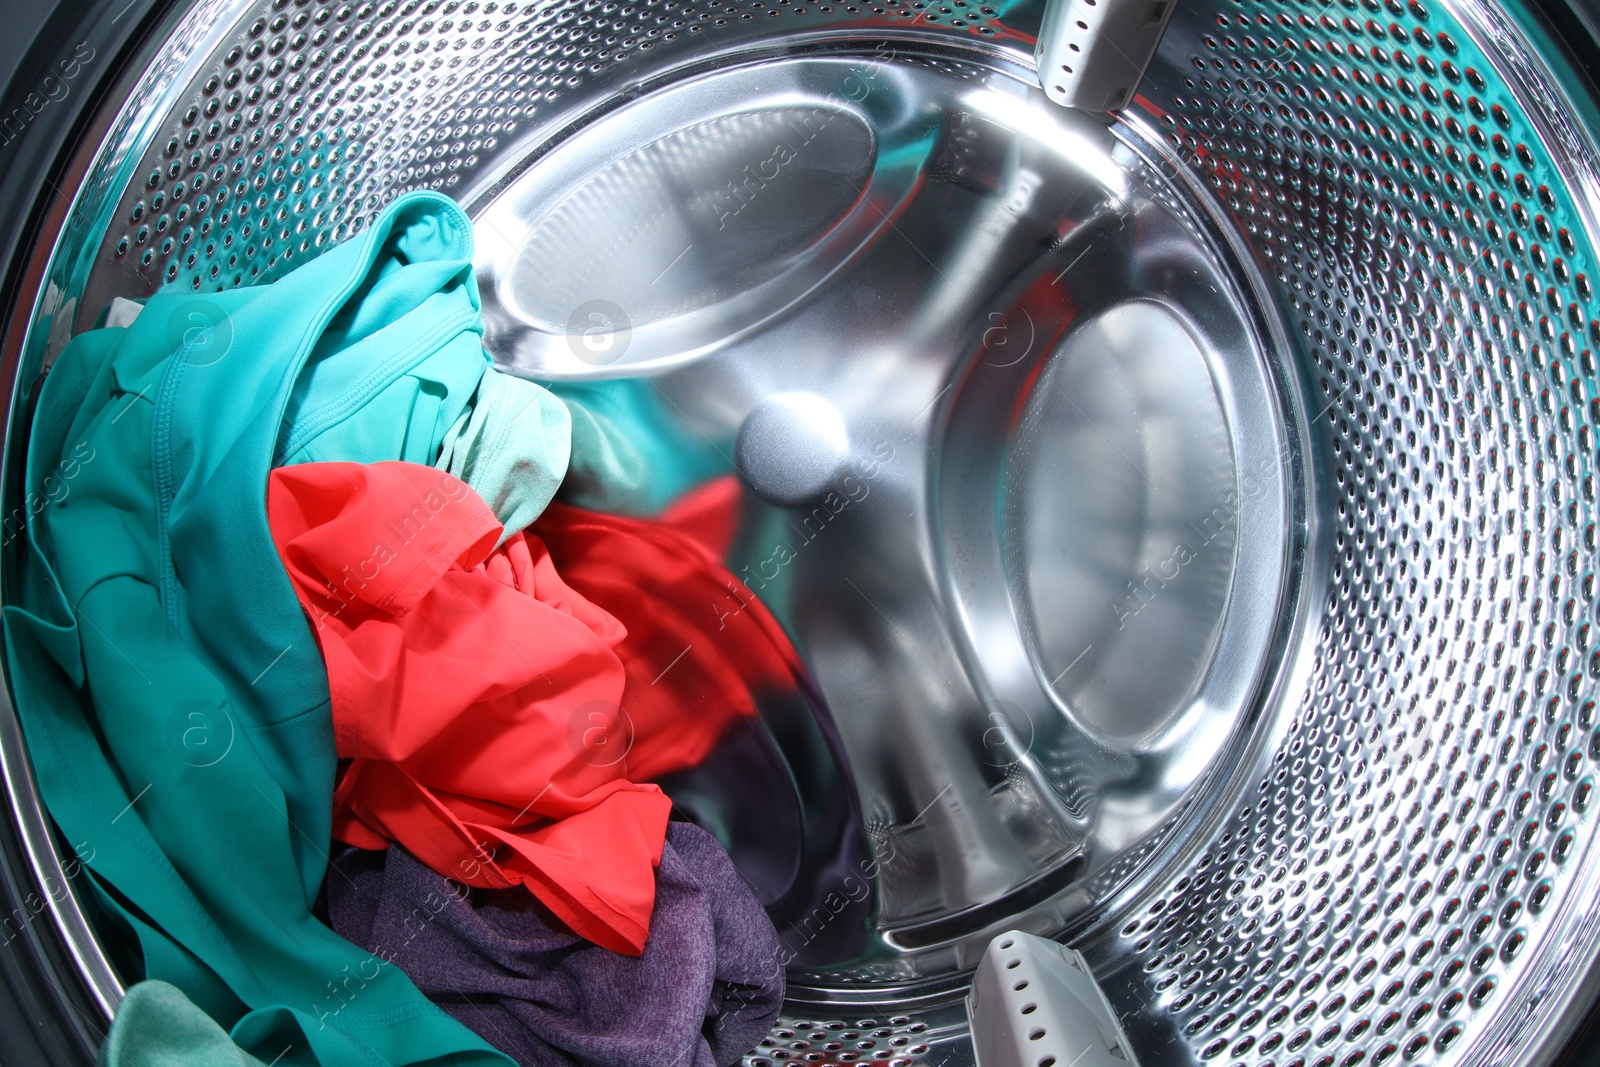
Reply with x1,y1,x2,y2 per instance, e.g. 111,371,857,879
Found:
1109,4,1600,1067
75,0,1024,321
3,0,1598,1066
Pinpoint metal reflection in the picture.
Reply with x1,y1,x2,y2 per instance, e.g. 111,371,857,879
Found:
475,54,1294,994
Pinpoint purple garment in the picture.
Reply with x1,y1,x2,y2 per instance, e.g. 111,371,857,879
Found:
324,821,784,1067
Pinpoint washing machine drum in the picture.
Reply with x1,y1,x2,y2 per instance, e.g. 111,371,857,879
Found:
1,0,1599,1064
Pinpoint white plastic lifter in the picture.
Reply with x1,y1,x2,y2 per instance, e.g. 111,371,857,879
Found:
1035,0,1179,112
966,930,1140,1067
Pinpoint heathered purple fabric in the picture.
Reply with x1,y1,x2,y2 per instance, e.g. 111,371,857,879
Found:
324,822,784,1067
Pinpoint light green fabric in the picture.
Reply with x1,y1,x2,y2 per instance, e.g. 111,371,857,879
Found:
3,192,510,1066
429,367,690,536
99,982,269,1067
434,368,570,545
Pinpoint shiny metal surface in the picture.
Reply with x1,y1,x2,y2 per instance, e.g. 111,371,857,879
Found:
0,1,1596,1067
1098,6,1600,1067
475,59,916,377
470,51,1302,992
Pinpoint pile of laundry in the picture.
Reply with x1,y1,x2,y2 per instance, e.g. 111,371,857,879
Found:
4,192,795,1066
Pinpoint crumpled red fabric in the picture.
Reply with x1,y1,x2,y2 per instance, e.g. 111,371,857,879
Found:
268,460,669,955
530,483,800,785
268,462,803,957
648,474,743,561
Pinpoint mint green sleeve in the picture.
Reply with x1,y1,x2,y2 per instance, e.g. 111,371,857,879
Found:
98,982,268,1067
433,367,571,544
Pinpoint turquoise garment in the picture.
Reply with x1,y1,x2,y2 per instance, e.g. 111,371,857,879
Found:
165,204,490,896
434,368,570,545
99,982,268,1067
4,192,510,1065
548,378,726,515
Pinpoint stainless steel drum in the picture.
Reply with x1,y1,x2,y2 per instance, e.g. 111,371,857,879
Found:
1,0,1598,1064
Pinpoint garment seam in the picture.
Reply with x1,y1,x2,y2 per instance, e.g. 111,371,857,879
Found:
152,213,414,625
372,511,502,616
150,352,187,625
275,307,479,465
